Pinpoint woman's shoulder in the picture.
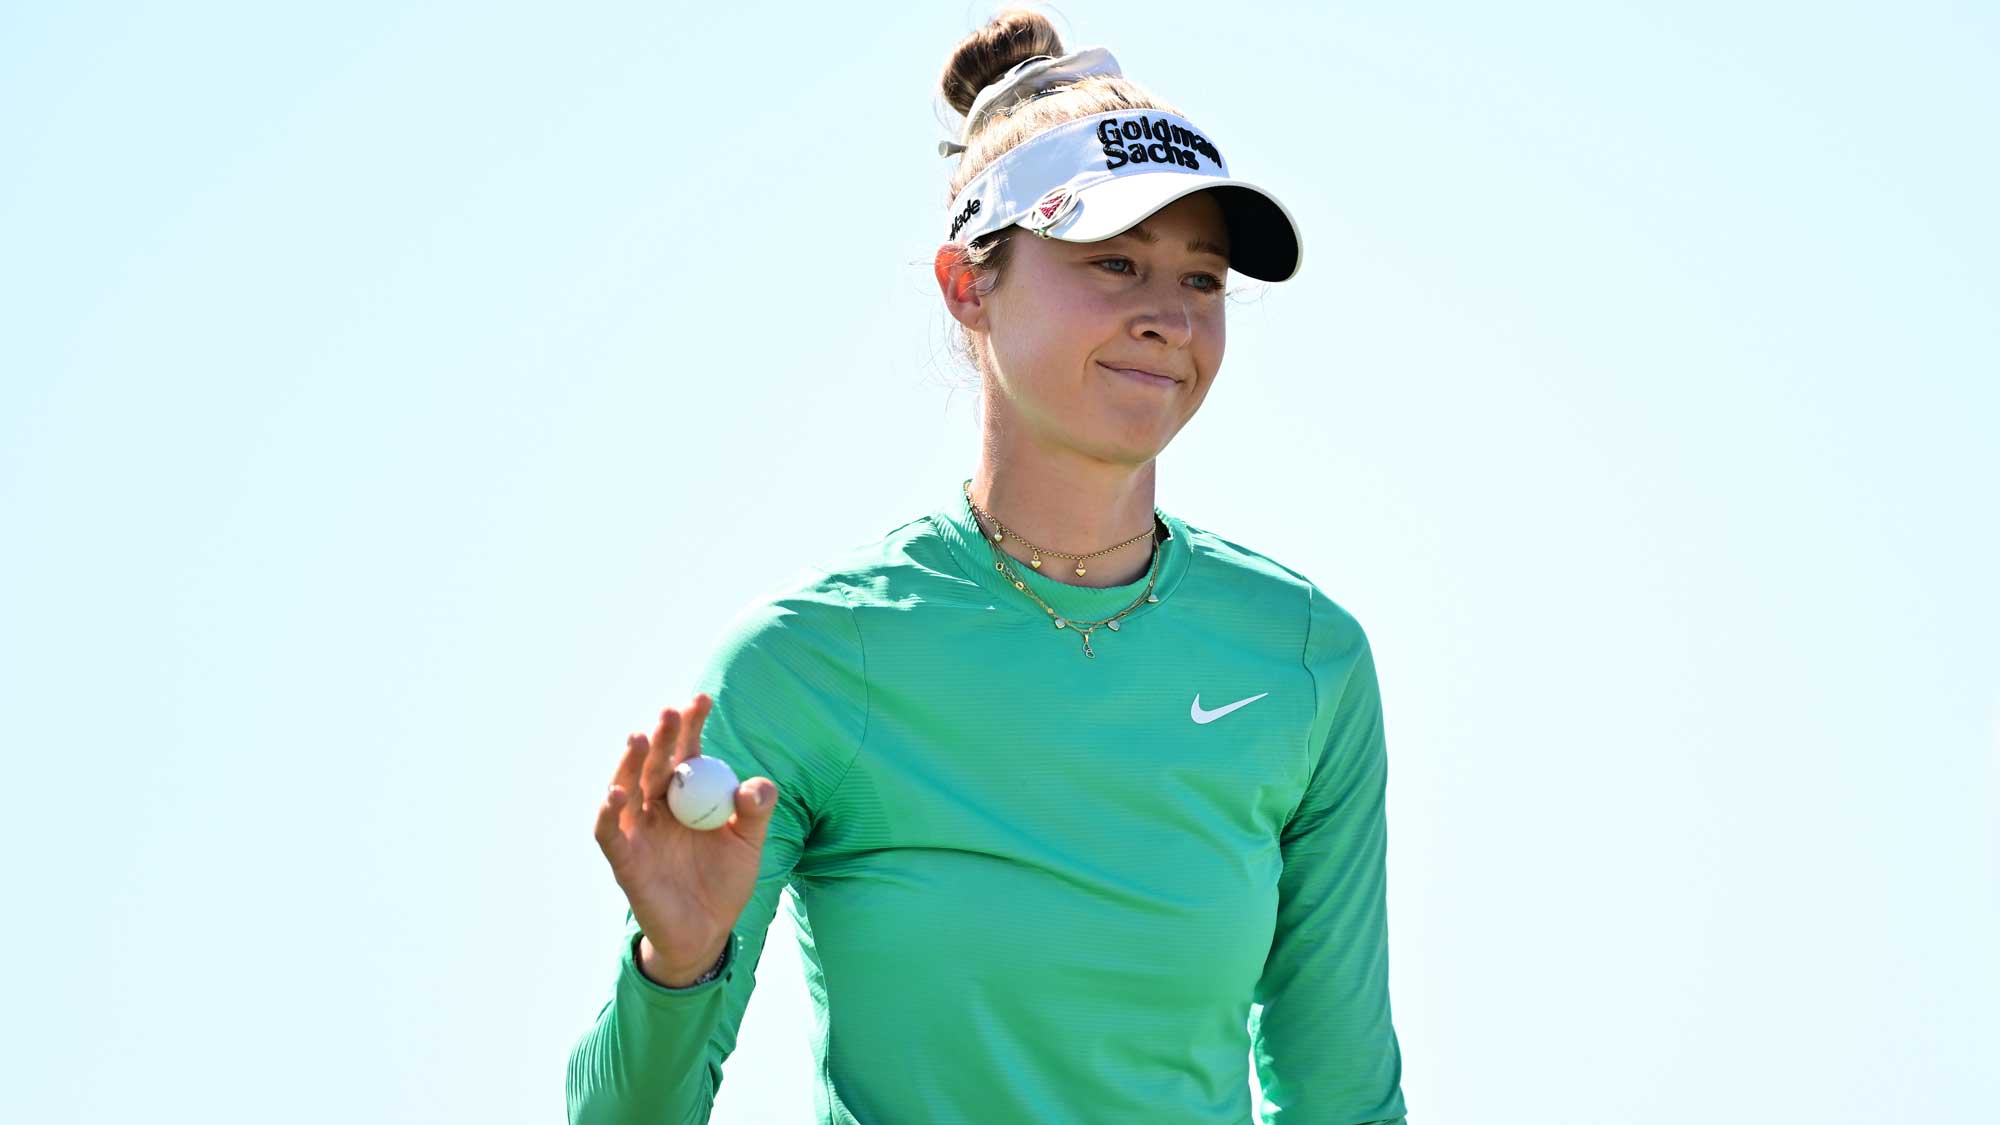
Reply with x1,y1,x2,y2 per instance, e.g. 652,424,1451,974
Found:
759,507,982,607
710,510,949,635
1177,515,1351,603
1173,516,1372,665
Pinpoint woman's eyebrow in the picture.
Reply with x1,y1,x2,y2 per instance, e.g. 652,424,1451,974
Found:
1113,222,1230,262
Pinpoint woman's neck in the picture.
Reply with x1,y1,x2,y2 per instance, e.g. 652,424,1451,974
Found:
967,456,1161,589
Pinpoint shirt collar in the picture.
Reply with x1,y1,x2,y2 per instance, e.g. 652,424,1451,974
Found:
929,476,1192,622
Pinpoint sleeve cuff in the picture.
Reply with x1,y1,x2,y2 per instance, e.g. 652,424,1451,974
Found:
621,929,740,1000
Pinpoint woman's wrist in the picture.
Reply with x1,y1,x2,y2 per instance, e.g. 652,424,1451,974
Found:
637,932,730,988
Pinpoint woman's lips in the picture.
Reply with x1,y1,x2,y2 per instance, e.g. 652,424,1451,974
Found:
1100,362,1178,388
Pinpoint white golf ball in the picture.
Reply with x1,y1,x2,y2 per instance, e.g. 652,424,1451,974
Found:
667,756,740,831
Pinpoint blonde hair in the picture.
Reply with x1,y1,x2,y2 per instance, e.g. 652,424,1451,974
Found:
936,8,1182,379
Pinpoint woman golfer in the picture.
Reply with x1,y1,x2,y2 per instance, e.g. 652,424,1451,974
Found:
568,10,1409,1123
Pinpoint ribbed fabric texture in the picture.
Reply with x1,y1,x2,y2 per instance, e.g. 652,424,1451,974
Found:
566,477,1408,1125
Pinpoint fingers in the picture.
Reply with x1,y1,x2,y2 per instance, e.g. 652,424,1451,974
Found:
596,694,719,860
729,779,779,850
593,781,628,857
596,733,649,855
641,708,682,810
678,693,713,763
609,731,645,799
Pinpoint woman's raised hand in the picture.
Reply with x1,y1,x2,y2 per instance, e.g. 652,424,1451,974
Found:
593,693,780,986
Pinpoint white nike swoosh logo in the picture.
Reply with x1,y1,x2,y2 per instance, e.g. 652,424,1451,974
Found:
1190,692,1270,724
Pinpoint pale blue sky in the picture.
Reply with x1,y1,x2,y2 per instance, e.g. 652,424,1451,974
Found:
3,2,1995,1121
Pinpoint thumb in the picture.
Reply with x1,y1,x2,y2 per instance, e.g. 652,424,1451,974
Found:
731,780,779,842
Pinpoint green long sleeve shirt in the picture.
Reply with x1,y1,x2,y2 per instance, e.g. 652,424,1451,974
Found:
567,477,1409,1124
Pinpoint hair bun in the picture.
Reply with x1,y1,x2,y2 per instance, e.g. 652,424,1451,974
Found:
939,8,1066,118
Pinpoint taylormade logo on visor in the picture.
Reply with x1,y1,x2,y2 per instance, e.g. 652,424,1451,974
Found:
1098,115,1221,171
949,197,982,240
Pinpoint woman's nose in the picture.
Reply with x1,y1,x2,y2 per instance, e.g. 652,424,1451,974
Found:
1132,290,1193,348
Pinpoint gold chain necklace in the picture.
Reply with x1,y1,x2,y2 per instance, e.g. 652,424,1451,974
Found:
963,480,1162,659
967,487,1155,577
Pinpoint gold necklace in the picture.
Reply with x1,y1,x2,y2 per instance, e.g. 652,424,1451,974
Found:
964,481,1155,576
963,480,1163,658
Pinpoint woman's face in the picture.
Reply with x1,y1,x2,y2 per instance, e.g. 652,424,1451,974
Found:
943,190,1231,466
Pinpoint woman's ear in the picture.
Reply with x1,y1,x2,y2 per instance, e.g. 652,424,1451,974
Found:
934,244,986,329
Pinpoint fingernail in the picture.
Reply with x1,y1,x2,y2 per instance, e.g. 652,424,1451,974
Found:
756,788,771,809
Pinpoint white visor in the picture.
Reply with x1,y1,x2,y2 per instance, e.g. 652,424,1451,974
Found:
945,108,1302,282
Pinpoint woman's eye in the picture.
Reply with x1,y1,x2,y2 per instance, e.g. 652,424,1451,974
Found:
1095,258,1227,294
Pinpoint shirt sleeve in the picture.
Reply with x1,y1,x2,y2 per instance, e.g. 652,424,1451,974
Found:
1250,585,1409,1124
566,572,867,1125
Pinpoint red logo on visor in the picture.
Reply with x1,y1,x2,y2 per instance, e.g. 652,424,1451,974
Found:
1022,186,1079,234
